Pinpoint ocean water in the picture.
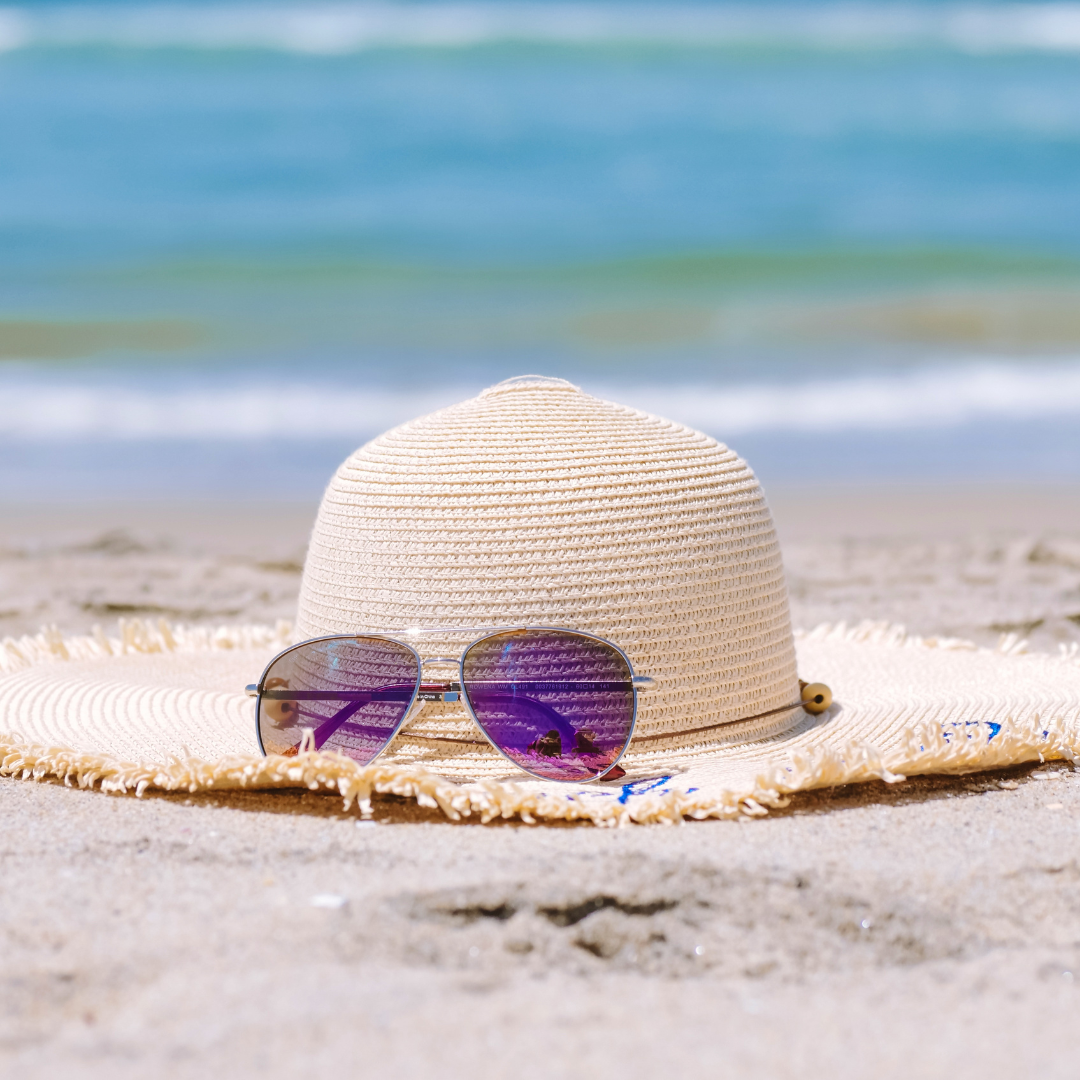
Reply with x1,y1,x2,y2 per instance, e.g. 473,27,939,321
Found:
2,0,1080,497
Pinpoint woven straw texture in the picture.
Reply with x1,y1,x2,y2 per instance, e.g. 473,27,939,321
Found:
296,375,800,778
1,620,1078,824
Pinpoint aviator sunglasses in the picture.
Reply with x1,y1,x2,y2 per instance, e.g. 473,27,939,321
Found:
246,626,821,783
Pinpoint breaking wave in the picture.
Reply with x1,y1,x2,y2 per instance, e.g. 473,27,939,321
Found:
4,359,1080,441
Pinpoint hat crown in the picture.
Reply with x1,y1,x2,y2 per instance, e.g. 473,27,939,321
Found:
297,378,798,751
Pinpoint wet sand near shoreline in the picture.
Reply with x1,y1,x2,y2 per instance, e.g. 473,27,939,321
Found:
2,484,1080,1078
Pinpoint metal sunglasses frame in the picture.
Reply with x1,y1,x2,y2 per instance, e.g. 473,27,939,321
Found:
247,625,659,783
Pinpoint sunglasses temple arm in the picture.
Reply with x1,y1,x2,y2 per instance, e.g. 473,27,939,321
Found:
304,699,368,752
468,691,576,740
278,683,415,752
272,680,634,753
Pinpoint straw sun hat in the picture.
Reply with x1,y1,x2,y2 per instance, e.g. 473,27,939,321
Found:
3,376,1079,824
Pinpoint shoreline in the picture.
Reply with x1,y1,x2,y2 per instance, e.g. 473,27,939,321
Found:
6,477,1080,535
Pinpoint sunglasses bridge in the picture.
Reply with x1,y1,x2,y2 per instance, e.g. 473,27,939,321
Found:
415,658,464,702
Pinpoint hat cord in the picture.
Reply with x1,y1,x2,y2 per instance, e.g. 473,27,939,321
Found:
400,683,832,748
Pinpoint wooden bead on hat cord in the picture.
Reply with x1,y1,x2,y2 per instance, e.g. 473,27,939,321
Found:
800,680,833,715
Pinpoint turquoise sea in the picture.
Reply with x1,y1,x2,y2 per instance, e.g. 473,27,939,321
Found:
2,0,1080,496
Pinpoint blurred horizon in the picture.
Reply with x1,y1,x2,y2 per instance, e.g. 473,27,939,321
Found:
3,0,1080,496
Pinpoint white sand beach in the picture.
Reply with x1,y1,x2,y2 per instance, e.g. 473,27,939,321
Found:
2,484,1080,1078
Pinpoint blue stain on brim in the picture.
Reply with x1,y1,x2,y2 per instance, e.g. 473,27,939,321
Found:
547,776,676,803
940,720,1003,744
618,776,673,804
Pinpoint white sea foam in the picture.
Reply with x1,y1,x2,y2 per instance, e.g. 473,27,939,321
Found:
3,360,1080,441
0,381,459,440
2,2,1080,55
609,361,1080,436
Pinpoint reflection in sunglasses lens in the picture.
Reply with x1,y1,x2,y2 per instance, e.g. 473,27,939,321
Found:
462,630,635,781
257,637,419,764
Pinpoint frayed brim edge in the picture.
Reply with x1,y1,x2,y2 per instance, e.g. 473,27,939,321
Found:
1,617,1078,825
1,617,293,674
2,712,1077,826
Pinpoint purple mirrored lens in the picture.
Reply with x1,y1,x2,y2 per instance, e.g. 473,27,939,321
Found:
257,636,419,764
462,630,634,782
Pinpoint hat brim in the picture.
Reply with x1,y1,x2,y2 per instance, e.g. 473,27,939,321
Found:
2,621,1078,824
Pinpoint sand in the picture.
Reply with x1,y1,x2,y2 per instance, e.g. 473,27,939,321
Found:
3,484,1080,1078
